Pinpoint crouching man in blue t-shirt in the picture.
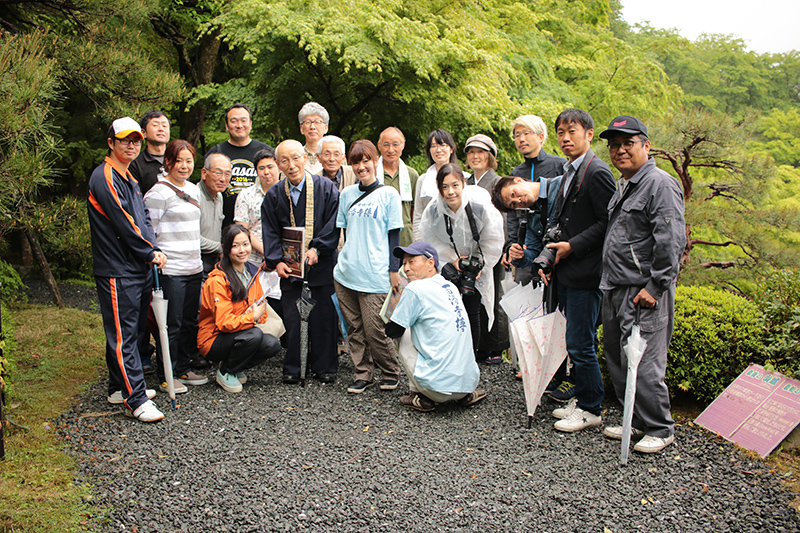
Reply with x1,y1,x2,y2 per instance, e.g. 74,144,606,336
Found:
384,242,487,412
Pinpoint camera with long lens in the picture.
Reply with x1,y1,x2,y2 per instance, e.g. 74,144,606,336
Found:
532,225,561,275
441,256,485,296
456,256,484,296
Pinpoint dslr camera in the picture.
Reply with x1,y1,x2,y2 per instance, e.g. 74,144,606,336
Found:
532,225,562,275
441,255,485,297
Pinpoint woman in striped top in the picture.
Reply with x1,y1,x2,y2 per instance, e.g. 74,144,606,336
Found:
144,140,209,392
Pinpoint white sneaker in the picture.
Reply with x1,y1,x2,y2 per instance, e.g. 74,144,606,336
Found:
633,434,675,453
553,407,602,433
159,379,188,394
603,425,646,441
552,398,577,419
125,400,165,423
107,389,156,405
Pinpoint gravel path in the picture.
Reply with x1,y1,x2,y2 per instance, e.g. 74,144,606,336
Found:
56,357,800,533
27,279,800,532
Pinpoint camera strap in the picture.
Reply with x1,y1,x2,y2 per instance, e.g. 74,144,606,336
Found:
349,183,383,211
444,202,483,259
536,177,550,230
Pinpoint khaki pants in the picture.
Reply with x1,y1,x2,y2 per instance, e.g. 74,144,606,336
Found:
335,281,400,382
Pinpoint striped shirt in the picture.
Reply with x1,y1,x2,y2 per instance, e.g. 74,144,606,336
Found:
144,180,203,276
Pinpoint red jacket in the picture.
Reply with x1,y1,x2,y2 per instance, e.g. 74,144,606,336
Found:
198,263,267,356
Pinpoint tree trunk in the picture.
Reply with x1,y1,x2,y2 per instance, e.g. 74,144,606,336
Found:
180,29,221,153
24,227,63,308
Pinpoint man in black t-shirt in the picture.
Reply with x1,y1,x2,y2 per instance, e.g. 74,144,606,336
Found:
129,110,170,195
205,103,271,226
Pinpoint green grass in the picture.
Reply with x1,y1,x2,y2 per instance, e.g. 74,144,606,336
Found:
0,303,105,532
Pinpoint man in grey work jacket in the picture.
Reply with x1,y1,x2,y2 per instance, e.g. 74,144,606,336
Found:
599,115,686,454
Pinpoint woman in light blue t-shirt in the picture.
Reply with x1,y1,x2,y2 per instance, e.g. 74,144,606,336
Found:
333,140,404,395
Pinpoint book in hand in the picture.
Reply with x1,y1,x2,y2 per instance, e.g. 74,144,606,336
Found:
281,226,305,279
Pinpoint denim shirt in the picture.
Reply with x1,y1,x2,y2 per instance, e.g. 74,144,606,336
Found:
518,176,563,268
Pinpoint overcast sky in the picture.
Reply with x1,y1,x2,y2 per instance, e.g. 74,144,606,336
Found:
621,0,800,55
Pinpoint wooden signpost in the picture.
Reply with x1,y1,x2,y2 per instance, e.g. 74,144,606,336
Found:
696,364,800,458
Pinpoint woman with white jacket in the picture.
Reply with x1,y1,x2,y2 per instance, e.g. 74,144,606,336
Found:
412,129,470,241
420,162,504,357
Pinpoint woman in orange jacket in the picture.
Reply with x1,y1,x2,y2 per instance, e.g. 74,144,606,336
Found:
198,224,281,392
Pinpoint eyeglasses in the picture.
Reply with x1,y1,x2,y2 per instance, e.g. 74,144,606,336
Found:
608,139,646,152
512,130,537,139
116,138,142,147
301,119,325,126
381,142,402,149
209,168,232,179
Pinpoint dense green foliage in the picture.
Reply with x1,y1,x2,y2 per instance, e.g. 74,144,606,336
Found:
754,269,800,376
669,286,764,403
208,0,680,172
0,32,60,235
29,197,93,281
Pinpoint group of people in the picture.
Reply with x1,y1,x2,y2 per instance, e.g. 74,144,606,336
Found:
88,102,686,456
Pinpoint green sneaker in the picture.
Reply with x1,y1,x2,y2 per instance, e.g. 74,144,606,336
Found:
216,370,242,393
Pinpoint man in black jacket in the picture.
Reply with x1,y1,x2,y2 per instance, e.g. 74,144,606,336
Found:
540,109,616,433
88,117,167,422
503,115,566,285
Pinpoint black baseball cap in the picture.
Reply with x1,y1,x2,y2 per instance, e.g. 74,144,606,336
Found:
393,242,439,268
599,116,648,139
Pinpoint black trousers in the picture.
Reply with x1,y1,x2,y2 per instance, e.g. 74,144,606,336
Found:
205,327,281,374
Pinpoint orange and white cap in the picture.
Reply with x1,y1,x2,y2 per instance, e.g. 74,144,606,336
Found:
112,117,144,139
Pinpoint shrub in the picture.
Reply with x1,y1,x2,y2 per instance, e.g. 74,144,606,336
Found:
0,303,16,395
668,285,764,403
29,196,93,281
0,259,24,303
754,268,800,376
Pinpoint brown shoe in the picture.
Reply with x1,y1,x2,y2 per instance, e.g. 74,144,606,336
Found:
399,392,436,412
178,371,209,386
459,388,487,407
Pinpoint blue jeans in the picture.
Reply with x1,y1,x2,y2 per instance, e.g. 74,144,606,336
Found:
556,279,604,415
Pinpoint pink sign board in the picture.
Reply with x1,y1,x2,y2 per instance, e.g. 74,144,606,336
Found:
695,364,800,457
